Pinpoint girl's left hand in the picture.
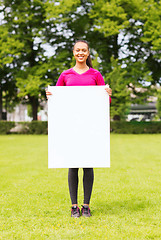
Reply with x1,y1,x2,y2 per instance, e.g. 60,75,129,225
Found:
105,84,112,96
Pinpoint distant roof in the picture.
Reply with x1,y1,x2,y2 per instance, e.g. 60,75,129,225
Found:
130,103,157,114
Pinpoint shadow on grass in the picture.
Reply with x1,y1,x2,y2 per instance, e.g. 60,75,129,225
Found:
93,198,152,216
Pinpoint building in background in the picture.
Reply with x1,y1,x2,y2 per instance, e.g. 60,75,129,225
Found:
6,101,157,122
7,102,48,122
128,102,157,121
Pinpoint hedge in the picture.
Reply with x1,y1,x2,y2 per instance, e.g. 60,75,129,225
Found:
26,121,48,134
0,121,161,134
17,121,48,134
110,121,161,134
0,121,16,134
0,121,47,134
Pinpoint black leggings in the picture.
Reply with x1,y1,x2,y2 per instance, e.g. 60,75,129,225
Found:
68,168,94,205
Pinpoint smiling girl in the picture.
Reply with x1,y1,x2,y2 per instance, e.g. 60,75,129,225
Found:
46,40,112,218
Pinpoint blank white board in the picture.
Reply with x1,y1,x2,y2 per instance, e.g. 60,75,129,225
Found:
48,86,110,168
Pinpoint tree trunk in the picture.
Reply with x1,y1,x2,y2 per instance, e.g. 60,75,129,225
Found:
113,34,119,59
0,84,2,120
5,96,7,121
30,96,38,121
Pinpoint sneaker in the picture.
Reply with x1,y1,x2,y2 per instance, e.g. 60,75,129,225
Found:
71,206,80,218
81,205,91,217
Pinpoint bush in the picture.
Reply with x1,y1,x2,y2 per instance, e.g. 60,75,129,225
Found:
110,121,161,134
1,120,161,134
0,121,15,134
0,121,47,135
26,121,48,134
19,121,48,134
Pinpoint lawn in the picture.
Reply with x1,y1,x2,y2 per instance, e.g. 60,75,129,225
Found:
0,134,161,240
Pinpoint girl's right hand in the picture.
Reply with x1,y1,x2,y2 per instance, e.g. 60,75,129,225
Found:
45,89,52,99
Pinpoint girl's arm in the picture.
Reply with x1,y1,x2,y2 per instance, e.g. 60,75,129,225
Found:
46,72,65,99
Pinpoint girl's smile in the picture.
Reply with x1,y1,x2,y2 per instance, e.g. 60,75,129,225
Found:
73,42,89,63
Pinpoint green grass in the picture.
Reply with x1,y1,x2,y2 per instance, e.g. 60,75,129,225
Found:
0,134,161,240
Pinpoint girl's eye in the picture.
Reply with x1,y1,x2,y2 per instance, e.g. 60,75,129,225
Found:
75,49,87,52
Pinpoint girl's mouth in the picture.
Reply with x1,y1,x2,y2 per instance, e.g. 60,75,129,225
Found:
78,56,84,59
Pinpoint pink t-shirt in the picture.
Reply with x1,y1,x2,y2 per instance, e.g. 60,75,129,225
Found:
56,67,111,102
56,68,105,86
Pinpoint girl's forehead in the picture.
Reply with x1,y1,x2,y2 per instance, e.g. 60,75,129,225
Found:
74,42,88,49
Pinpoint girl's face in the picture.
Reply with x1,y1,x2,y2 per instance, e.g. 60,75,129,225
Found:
73,42,89,64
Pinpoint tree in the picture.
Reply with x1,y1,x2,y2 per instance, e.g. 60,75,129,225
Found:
105,57,130,120
1,0,160,120
0,24,24,120
1,0,57,120
88,0,160,118
156,88,161,119
46,0,161,120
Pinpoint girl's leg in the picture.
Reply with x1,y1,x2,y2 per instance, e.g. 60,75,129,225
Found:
68,168,79,205
83,168,94,205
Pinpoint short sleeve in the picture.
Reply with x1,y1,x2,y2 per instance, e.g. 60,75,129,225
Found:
96,71,105,85
56,73,65,86
96,71,111,103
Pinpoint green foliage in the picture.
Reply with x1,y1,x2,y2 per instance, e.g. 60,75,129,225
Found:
0,26,24,67
88,0,161,89
1,0,55,120
0,135,161,239
156,89,161,119
27,104,42,118
0,25,24,119
26,121,48,134
18,121,48,134
0,121,15,134
90,0,129,36
49,0,161,114
125,61,153,105
0,121,47,135
105,57,130,120
120,0,161,86
45,0,81,22
110,121,161,134
1,120,161,135
1,0,161,121
140,0,161,58
16,62,52,98
92,52,100,70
